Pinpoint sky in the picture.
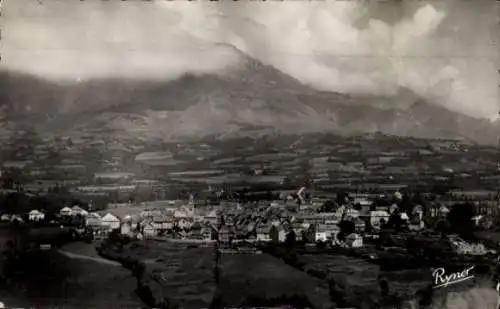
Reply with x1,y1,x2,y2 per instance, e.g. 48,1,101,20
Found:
1,0,499,120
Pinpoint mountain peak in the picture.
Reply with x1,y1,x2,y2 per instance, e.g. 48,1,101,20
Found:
1,50,498,145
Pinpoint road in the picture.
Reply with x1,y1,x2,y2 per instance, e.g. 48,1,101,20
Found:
58,249,122,266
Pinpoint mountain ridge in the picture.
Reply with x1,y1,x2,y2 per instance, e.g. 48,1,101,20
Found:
0,47,498,145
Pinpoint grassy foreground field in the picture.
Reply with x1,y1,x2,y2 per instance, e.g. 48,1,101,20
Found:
98,239,341,308
216,252,334,308
98,239,216,309
0,248,143,309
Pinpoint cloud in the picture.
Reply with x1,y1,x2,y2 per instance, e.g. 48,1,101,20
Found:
212,0,498,119
1,0,498,119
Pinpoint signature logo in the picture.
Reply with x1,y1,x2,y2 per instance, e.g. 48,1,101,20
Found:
432,266,475,289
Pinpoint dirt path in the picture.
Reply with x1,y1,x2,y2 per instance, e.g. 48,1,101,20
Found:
58,250,122,266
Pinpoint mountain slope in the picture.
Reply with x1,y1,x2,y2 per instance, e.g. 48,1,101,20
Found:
0,46,498,144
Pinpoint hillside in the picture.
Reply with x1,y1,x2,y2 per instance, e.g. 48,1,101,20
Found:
0,45,498,144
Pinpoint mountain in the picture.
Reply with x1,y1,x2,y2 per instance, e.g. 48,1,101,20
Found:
0,46,498,144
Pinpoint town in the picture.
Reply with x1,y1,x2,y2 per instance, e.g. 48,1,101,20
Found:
1,131,500,308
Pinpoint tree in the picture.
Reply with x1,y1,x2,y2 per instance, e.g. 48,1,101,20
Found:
3,193,29,214
447,203,476,238
385,212,407,232
319,200,336,213
337,220,355,242
336,191,349,206
302,225,316,243
285,229,296,249
398,193,413,214
269,225,279,243
435,219,450,233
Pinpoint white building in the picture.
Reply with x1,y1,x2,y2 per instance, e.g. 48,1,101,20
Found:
86,212,102,227
143,223,157,238
176,218,192,229
315,231,328,242
71,205,88,217
345,233,363,248
203,210,218,224
439,205,450,217
256,226,271,242
101,213,120,230
370,210,390,229
10,215,24,223
28,209,45,221
121,221,132,236
174,210,188,219
60,207,72,216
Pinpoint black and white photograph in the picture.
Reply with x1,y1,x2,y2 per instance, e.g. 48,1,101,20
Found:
0,0,500,308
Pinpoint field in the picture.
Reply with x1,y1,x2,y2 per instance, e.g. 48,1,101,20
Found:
279,248,498,309
171,174,283,184
98,240,216,309
217,252,334,309
294,253,381,308
168,170,225,176
0,248,143,309
99,239,337,308
145,243,216,308
98,203,147,218
94,172,135,179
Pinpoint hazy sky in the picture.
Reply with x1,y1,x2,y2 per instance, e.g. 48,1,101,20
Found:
1,0,499,120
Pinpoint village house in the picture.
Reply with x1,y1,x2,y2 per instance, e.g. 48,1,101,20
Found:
342,208,360,219
193,215,204,222
370,210,390,230
438,205,450,217
60,206,73,216
324,223,340,240
218,225,233,247
140,209,160,218
120,221,133,236
291,223,304,241
176,218,192,230
180,203,195,218
256,224,272,242
28,209,45,221
270,225,286,243
354,218,366,233
225,214,235,226
143,222,157,238
189,222,204,240
203,210,218,225
86,212,102,227
202,226,213,241
151,215,173,231
218,225,230,242
317,212,341,224
315,224,329,242
353,197,373,207
100,213,120,230
174,209,188,219
71,205,88,217
190,223,214,241
472,215,483,227
10,215,24,223
345,233,363,248
298,214,324,225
